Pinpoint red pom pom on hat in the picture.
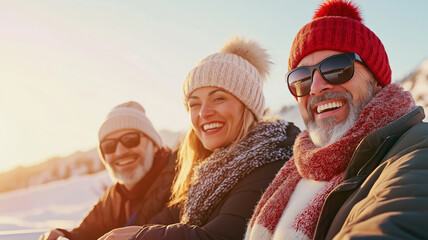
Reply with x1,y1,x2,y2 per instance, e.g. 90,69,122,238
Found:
313,0,362,21
288,0,391,87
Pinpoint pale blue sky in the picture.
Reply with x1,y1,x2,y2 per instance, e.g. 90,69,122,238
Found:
1,0,427,172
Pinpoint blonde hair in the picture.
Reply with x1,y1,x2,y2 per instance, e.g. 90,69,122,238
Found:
169,107,257,206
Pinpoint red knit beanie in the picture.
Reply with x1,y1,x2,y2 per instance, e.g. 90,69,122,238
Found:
288,0,391,86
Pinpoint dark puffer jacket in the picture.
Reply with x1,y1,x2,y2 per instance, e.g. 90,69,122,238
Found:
314,106,428,239
58,147,176,240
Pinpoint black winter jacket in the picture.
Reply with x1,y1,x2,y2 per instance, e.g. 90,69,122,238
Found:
314,106,428,239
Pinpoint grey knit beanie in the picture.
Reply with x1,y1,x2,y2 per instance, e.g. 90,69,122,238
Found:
182,36,271,120
98,101,162,149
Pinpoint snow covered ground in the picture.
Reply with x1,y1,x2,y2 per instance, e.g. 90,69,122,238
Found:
0,171,113,239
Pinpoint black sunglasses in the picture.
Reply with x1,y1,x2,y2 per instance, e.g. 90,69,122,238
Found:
100,132,143,154
286,52,363,97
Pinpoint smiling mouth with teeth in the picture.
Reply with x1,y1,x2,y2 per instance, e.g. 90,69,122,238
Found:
114,157,137,166
203,122,224,132
316,101,344,114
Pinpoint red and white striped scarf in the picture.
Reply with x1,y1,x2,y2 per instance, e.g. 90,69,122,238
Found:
245,83,415,240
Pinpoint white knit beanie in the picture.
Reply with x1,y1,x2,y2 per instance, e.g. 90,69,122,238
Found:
98,101,162,149
182,36,271,120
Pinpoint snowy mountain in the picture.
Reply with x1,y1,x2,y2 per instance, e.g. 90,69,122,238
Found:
0,149,103,194
0,58,427,239
400,58,428,121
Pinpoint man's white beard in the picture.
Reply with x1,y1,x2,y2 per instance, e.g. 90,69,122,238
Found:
106,141,155,188
306,83,376,147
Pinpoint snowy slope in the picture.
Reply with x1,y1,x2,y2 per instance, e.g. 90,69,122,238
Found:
0,171,112,239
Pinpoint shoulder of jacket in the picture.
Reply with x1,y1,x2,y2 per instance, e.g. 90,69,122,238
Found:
402,121,428,138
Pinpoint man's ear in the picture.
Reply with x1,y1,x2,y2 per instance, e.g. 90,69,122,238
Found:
374,80,383,94
152,143,159,154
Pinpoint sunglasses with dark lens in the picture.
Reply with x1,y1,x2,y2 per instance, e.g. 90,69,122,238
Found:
100,132,143,154
286,52,363,97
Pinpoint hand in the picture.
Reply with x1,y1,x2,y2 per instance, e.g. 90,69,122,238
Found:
39,229,66,240
97,226,141,240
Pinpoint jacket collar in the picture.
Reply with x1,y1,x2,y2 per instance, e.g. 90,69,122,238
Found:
344,106,425,180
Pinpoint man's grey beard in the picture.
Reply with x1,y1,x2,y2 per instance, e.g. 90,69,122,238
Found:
305,83,376,147
106,141,155,188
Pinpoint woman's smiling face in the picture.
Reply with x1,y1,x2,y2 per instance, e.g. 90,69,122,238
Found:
188,87,245,151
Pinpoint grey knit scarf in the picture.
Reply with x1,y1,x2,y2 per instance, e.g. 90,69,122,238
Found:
181,118,295,226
